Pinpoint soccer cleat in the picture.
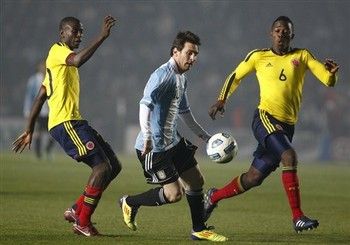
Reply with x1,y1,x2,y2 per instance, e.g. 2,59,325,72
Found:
119,195,138,231
64,207,77,223
293,216,319,233
191,229,228,242
203,188,218,222
73,223,100,237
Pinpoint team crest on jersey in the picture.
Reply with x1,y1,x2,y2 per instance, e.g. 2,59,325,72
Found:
291,59,300,68
156,170,166,180
275,124,283,131
86,141,95,150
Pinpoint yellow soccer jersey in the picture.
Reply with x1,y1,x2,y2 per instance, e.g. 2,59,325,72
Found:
218,48,337,124
43,42,83,130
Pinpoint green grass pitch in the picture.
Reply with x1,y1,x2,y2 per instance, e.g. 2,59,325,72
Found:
1,153,349,244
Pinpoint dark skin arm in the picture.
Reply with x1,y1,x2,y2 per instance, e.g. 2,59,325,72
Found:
12,86,47,153
67,16,116,67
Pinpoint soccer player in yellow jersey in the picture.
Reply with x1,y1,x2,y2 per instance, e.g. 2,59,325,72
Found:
204,16,340,232
13,16,120,236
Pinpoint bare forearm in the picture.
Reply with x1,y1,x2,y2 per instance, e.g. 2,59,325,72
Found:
72,36,106,67
70,16,116,67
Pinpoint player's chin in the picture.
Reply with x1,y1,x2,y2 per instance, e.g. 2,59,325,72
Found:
185,64,192,71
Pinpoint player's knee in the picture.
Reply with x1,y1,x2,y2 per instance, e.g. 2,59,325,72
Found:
192,173,204,189
281,149,298,166
243,171,264,189
94,161,113,179
164,189,183,203
110,157,122,180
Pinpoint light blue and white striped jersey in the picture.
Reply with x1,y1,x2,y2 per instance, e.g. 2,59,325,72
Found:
135,58,191,152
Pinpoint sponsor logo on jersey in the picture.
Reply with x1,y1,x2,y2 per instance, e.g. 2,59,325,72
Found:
266,62,273,67
86,141,95,150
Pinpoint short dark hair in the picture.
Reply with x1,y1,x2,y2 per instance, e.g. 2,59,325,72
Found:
170,31,201,56
272,16,294,31
59,16,80,31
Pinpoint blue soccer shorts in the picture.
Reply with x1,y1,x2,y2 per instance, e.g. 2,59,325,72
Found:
251,109,295,174
49,120,116,167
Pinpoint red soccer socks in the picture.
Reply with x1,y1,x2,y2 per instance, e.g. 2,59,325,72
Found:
282,169,304,220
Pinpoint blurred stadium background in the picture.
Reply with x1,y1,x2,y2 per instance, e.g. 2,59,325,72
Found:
1,0,349,162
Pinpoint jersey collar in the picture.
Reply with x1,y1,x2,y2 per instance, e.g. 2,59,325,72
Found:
169,57,180,74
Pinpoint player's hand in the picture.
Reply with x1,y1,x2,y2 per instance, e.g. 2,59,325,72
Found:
101,15,116,39
141,139,153,157
324,59,340,74
208,100,225,120
12,131,32,153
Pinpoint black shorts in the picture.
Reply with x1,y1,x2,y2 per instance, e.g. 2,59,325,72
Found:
136,138,198,185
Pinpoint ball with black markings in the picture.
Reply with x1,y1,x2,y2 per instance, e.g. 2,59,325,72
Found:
206,133,238,164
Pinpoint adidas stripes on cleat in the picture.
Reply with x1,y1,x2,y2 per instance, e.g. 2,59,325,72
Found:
191,229,228,242
203,188,218,222
119,195,139,231
293,216,319,233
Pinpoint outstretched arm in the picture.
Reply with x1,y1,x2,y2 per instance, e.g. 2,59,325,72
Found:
179,110,211,142
12,86,47,153
67,15,117,67
307,51,340,87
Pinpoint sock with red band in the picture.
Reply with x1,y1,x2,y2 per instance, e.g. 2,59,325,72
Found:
282,168,304,220
211,175,246,204
78,186,103,227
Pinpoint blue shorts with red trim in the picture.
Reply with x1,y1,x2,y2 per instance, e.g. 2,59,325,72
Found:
49,120,115,167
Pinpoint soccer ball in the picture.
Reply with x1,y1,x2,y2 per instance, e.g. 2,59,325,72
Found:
206,133,238,164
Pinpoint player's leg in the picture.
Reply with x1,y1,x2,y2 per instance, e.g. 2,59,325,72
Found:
179,165,205,232
180,165,227,242
93,129,122,185
204,109,281,221
119,149,179,231
50,120,114,236
266,133,319,232
176,138,227,241
204,148,278,221
66,127,122,224
74,123,124,235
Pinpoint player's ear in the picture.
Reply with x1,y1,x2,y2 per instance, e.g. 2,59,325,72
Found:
60,29,65,38
172,47,179,57
291,33,295,40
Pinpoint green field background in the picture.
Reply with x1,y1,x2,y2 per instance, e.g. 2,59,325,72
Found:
1,153,349,244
